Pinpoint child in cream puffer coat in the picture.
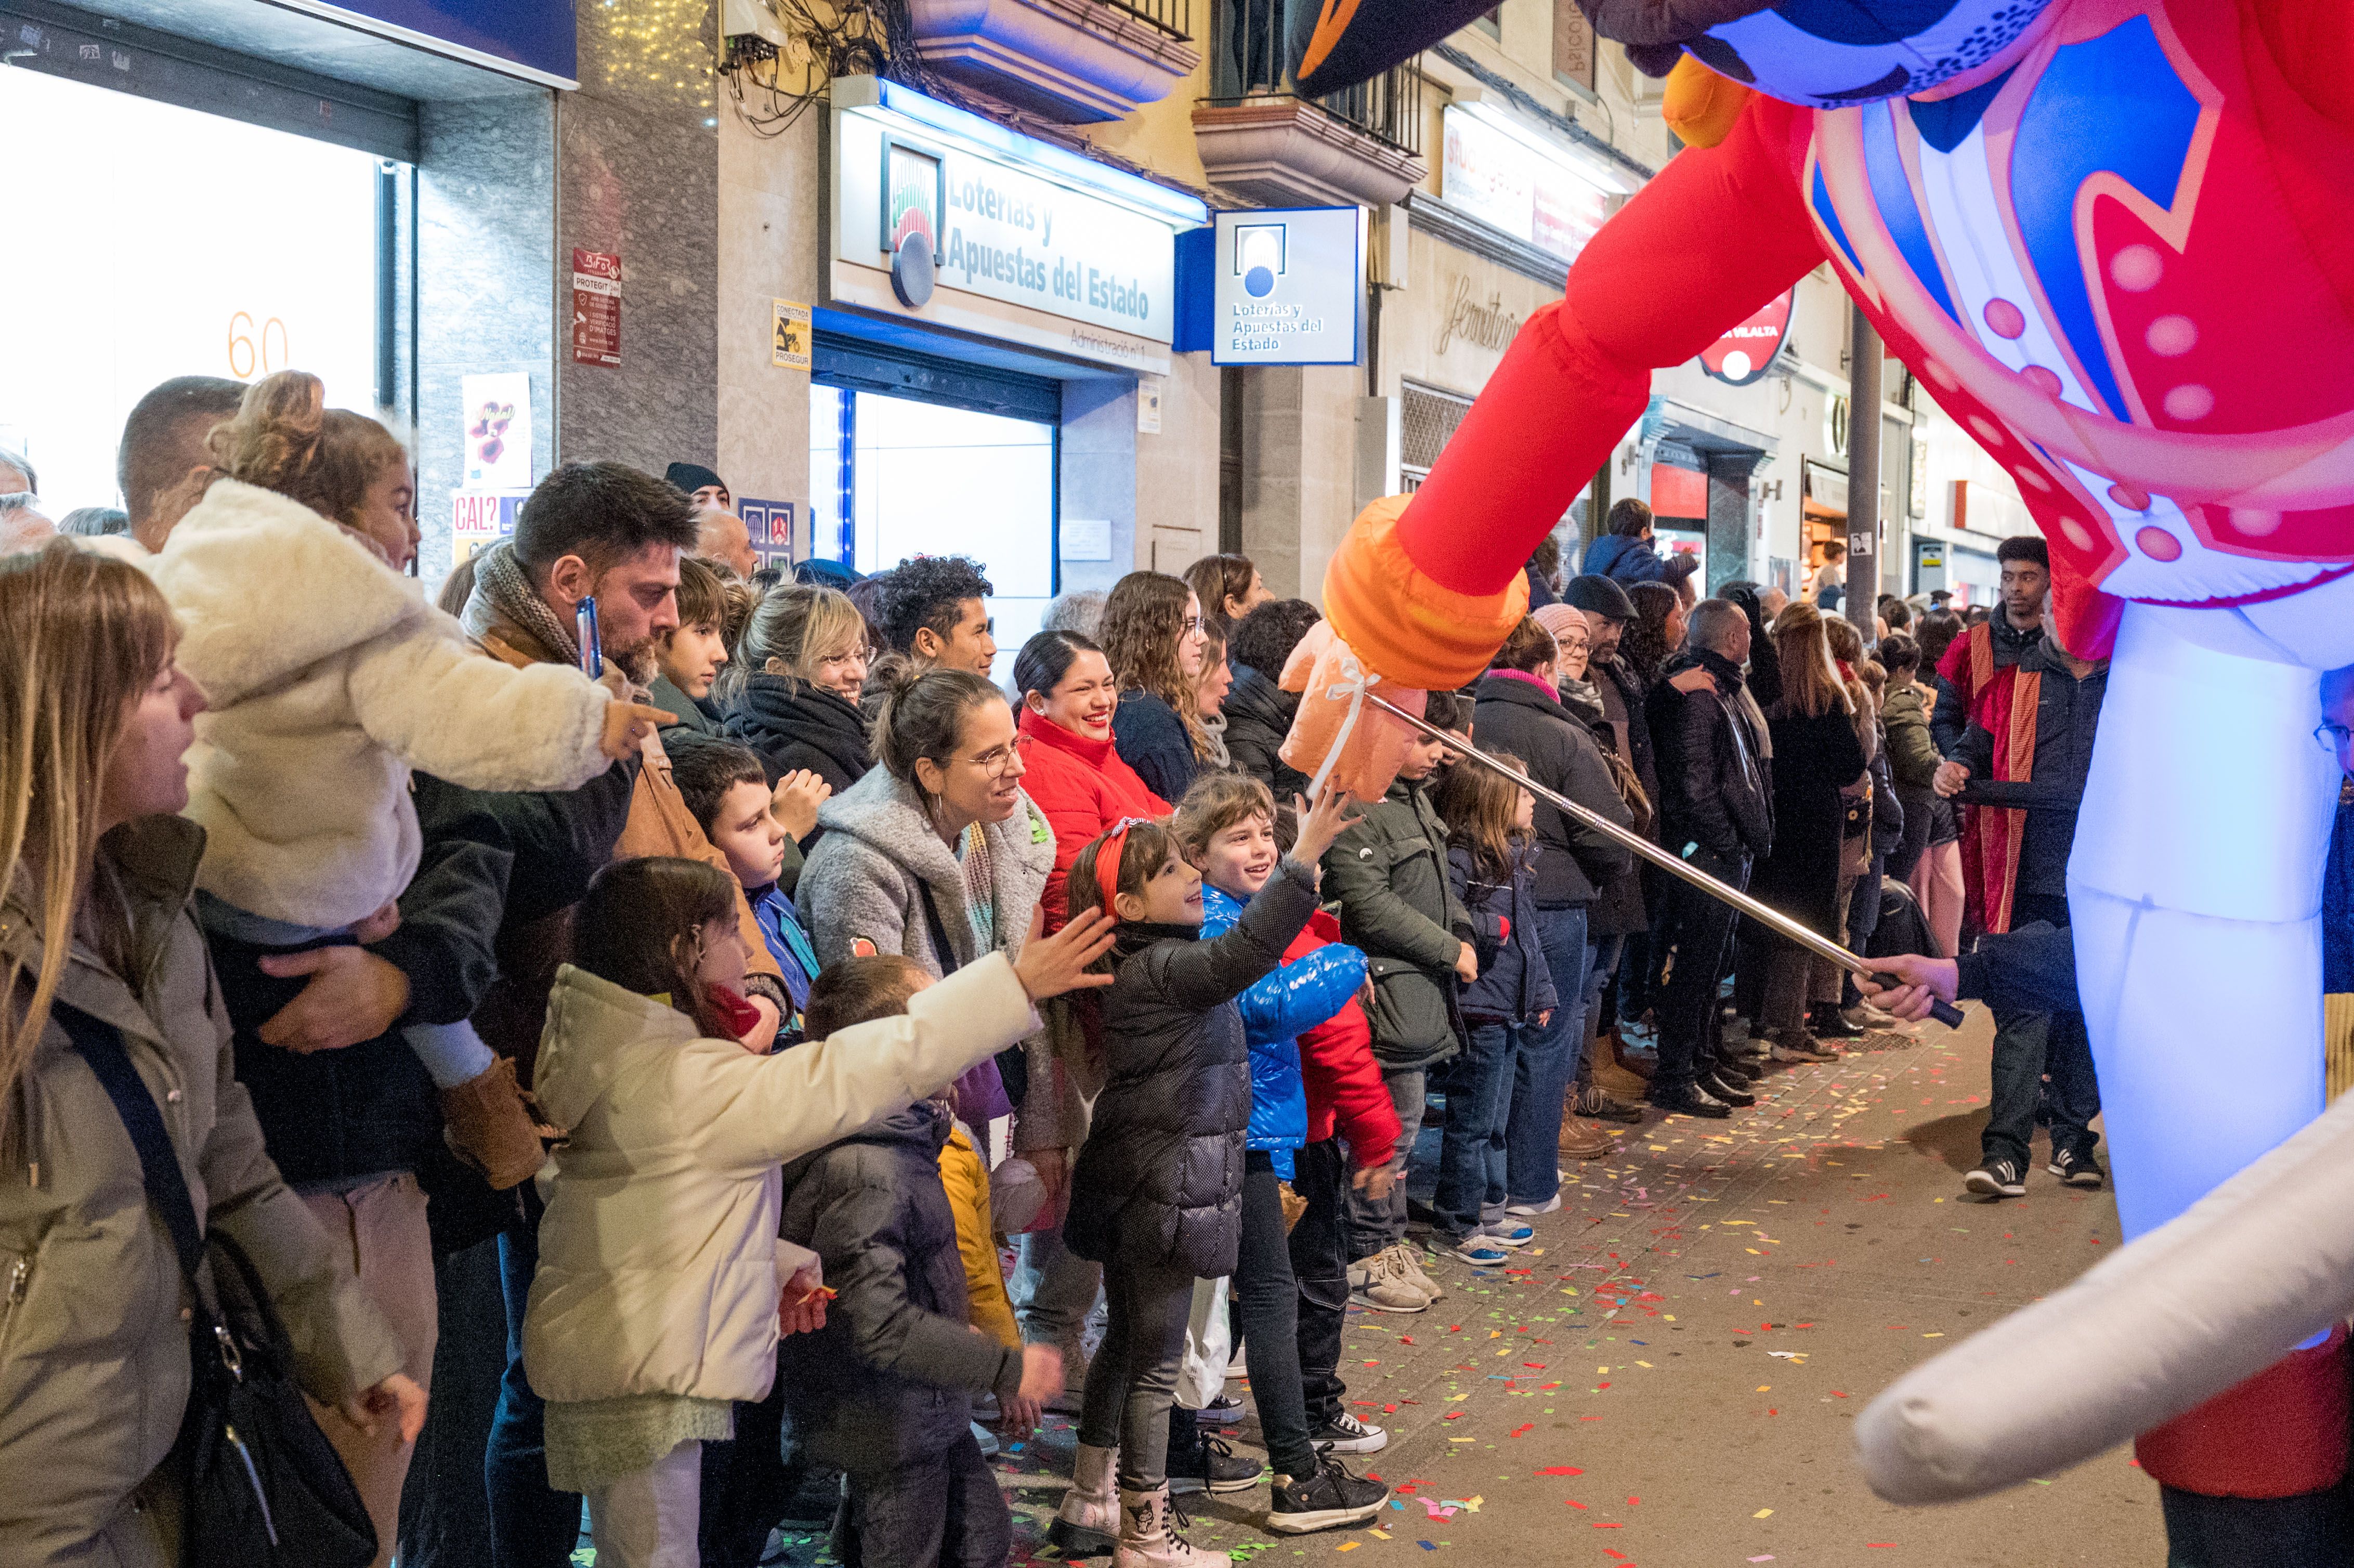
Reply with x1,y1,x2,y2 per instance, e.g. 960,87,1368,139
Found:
525,856,1111,1566
144,370,658,1183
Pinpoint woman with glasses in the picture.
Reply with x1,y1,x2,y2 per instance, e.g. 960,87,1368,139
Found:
1102,571,1218,806
721,583,874,806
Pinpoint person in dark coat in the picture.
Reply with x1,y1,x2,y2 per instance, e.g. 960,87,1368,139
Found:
1744,603,1868,1063
1056,794,1352,1556
1578,498,1699,590
1469,617,1636,1190
1645,597,1773,1116
777,958,1060,1568
721,582,874,804
1102,571,1216,806
1223,597,1323,802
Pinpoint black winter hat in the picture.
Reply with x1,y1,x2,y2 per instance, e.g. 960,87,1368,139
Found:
665,462,725,498
1562,573,1637,622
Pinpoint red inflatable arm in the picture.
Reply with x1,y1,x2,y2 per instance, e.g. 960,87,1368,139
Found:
1395,95,1828,600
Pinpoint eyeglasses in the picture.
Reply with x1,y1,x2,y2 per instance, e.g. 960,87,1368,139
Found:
2317,724,2354,755
959,743,1020,779
1181,616,1205,635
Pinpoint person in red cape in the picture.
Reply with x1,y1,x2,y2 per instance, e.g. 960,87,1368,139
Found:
1931,537,2051,939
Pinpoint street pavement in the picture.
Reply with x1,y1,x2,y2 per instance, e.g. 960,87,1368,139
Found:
988,1002,2164,1568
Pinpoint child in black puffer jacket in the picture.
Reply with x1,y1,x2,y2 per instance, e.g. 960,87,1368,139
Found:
1056,787,1359,1568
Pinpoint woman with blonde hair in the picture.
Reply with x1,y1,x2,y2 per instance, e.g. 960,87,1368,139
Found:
0,542,422,1566
1101,570,1215,804
721,581,874,802
1742,600,1869,1063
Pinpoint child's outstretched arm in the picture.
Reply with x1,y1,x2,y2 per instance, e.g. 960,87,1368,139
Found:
1234,937,1368,1046
691,916,1117,1173
346,617,663,793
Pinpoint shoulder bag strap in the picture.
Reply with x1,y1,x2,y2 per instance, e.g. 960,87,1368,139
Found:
51,1001,206,1289
914,882,964,976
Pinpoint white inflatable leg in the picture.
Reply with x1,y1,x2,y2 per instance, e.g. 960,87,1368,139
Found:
2067,605,2338,1239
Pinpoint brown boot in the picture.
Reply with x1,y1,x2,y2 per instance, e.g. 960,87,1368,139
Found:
441,1056,548,1190
1557,1105,1616,1159
1590,1027,1651,1101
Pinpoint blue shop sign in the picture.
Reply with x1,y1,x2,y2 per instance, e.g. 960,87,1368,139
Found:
295,0,577,87
1177,206,1363,367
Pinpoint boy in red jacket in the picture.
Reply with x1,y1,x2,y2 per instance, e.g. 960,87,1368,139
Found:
1289,906,1406,1451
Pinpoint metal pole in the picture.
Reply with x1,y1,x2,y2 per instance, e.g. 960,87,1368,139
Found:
1847,305,1884,645
1367,692,1964,1026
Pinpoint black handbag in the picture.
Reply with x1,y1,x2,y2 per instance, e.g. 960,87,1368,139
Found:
56,1001,378,1568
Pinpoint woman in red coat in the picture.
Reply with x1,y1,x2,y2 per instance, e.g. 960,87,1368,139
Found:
1015,630,1171,930
1008,629,1172,1405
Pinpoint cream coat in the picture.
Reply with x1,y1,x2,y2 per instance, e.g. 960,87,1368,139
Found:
522,954,1037,1407
148,479,614,929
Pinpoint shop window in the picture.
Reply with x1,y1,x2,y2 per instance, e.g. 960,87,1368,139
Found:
809,377,1059,679
1400,381,1475,492
0,67,390,517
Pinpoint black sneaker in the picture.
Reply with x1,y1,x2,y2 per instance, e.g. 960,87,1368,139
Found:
1307,1410,1388,1454
1648,1084,1732,1119
1198,1393,1246,1426
1267,1449,1390,1534
1698,1071,1756,1108
2047,1148,2105,1188
1965,1159,2026,1198
1167,1430,1262,1495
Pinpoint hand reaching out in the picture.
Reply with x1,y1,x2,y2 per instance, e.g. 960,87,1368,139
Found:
1854,953,1959,1023
1289,783,1364,869
771,768,832,841
1013,910,1119,1000
1933,760,1972,799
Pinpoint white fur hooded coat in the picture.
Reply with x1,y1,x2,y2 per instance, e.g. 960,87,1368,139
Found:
148,479,614,929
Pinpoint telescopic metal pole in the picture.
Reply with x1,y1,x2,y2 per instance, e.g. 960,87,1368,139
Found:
1365,692,1965,1027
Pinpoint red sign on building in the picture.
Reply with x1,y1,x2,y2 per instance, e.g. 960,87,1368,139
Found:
571,249,621,367
1697,288,1794,386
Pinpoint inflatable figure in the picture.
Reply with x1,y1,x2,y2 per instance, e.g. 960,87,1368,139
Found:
1287,1,2354,1557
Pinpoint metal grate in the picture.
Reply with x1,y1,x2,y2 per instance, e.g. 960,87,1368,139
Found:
1204,0,1424,155
1399,381,1475,491
1095,0,1193,40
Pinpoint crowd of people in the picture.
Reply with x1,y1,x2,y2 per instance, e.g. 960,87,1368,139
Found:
0,374,2124,1568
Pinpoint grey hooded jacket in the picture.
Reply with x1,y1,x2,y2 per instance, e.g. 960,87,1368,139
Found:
797,767,1077,1148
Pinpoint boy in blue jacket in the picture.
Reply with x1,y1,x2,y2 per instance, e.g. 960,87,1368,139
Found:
1169,774,1389,1536
673,739,821,1038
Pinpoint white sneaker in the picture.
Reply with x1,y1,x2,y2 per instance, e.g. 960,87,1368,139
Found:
1384,1242,1444,1303
1505,1193,1562,1217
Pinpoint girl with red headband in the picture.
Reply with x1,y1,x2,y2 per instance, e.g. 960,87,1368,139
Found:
1054,786,1360,1568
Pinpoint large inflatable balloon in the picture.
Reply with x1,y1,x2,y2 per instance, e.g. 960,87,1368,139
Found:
1291,2,2354,1559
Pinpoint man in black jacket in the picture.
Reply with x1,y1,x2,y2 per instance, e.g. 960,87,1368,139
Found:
1224,597,1322,802
1645,598,1773,1117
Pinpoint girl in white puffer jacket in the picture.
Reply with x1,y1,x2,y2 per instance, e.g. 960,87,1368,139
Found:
524,856,1114,1567
144,370,664,1180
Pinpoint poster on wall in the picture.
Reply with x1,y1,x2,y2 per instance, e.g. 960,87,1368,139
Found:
1697,288,1795,386
771,300,812,370
451,490,528,565
461,371,533,490
740,498,796,568
571,250,621,366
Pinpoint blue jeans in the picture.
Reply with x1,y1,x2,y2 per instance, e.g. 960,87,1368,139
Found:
1508,907,1592,1206
488,1214,581,1568
1433,1021,1519,1240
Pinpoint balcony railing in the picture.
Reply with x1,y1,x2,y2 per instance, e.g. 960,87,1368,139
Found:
1096,0,1192,41
1201,0,1423,155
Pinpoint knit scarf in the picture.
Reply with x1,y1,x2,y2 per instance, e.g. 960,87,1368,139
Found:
473,541,580,666
1556,674,1607,727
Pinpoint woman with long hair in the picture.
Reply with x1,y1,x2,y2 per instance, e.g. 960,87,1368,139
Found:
0,543,422,1565
721,582,873,802
1183,552,1270,644
1619,580,1686,688
1742,602,1870,1062
1101,570,1215,804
